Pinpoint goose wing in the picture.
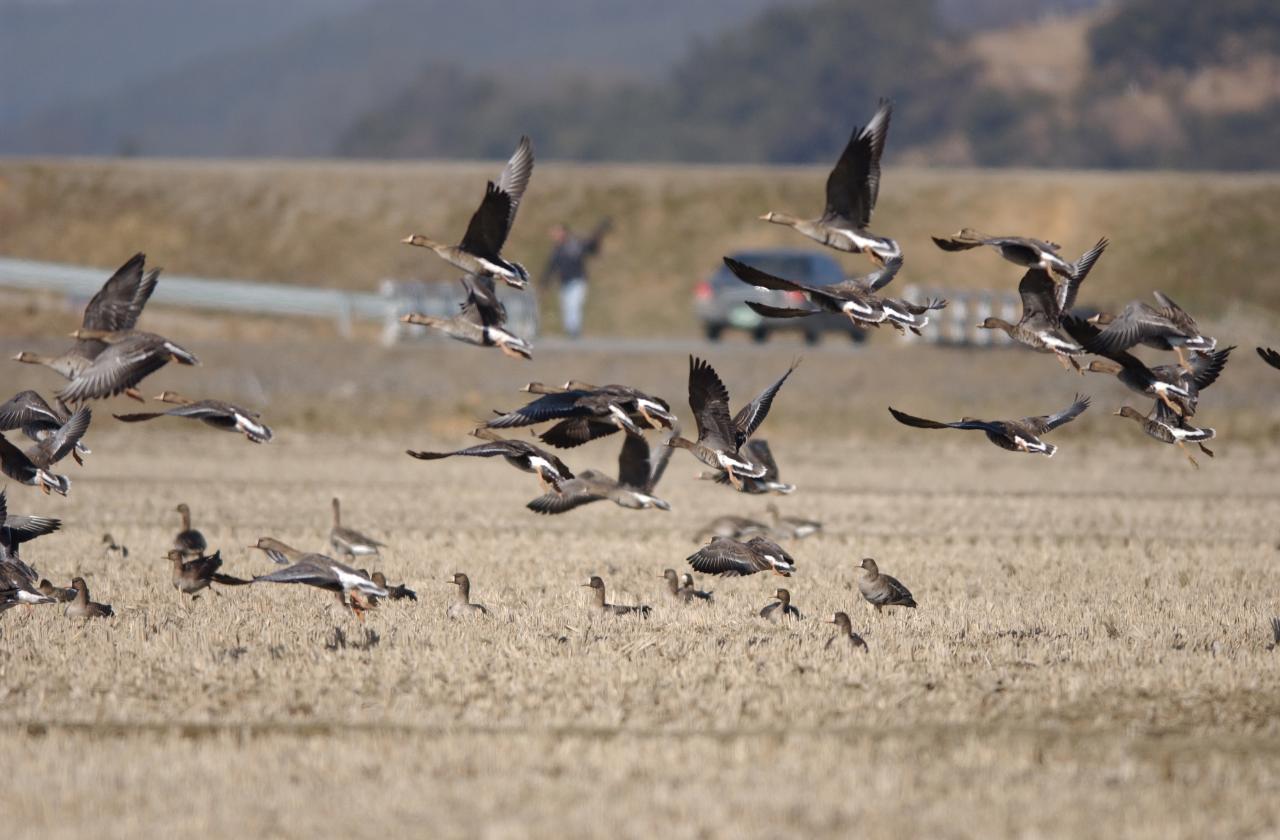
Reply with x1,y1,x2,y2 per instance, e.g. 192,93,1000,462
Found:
1017,268,1060,324
1085,302,1177,354
731,360,798,443
848,255,903,293
537,417,619,449
744,301,817,319
1186,346,1233,391
460,273,506,326
0,434,38,484
459,182,515,258
888,407,998,433
742,439,780,481
253,559,336,588
487,391,594,429
406,441,528,461
57,336,189,403
687,538,763,576
824,99,891,226
37,406,91,465
687,356,737,449
82,253,158,332
0,391,61,432
616,432,653,489
723,257,829,299
496,135,534,234
1021,394,1090,435
645,426,678,492
1258,347,1280,370
1062,237,1108,309
526,481,604,514
0,495,61,549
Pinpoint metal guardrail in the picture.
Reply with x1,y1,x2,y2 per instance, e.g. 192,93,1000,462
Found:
0,257,538,343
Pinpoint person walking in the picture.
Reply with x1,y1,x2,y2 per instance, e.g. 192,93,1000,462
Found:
544,219,610,339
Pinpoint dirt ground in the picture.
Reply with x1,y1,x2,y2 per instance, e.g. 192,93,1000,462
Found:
3,334,1280,838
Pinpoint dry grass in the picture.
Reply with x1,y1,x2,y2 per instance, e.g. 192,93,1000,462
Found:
3,335,1280,837
2,159,1280,337
3,160,1280,837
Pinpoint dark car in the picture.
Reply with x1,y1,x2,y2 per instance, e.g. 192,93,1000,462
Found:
694,249,866,344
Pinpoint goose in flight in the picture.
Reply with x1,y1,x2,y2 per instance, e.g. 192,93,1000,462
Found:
402,136,534,288
760,99,899,265
667,356,797,488
888,395,1090,457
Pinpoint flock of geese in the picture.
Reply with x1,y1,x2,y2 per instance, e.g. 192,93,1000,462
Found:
3,98,1278,649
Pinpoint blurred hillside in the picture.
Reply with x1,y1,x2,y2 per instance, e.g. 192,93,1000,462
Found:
2,158,1277,339
6,0,1277,168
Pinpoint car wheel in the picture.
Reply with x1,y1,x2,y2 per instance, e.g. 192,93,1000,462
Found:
705,323,724,342
803,330,820,346
752,326,769,344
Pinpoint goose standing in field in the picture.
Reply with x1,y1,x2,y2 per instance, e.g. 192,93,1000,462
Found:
487,381,675,448
114,392,273,443
173,504,207,559
977,238,1109,371
1082,292,1216,372
13,252,159,391
328,498,386,559
1114,402,1216,468
726,255,891,328
101,533,128,559
527,429,674,514
1067,317,1232,417
668,356,797,489
825,612,868,651
687,535,796,577
760,99,899,265
0,405,91,495
250,538,388,617
766,503,822,539
0,391,92,464
582,575,650,618
692,513,773,542
447,572,488,618
402,135,534,288
64,576,113,619
679,573,714,602
698,439,795,494
932,230,1100,283
888,394,1090,457
857,558,916,612
371,572,416,602
760,588,802,623
661,568,714,603
167,549,249,599
57,330,198,404
407,428,574,493
401,273,533,360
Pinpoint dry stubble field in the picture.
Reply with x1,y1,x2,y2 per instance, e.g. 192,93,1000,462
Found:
2,338,1280,839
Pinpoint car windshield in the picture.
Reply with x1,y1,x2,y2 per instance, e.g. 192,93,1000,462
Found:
712,253,844,287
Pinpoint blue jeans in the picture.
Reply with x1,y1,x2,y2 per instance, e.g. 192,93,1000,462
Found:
559,277,587,338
